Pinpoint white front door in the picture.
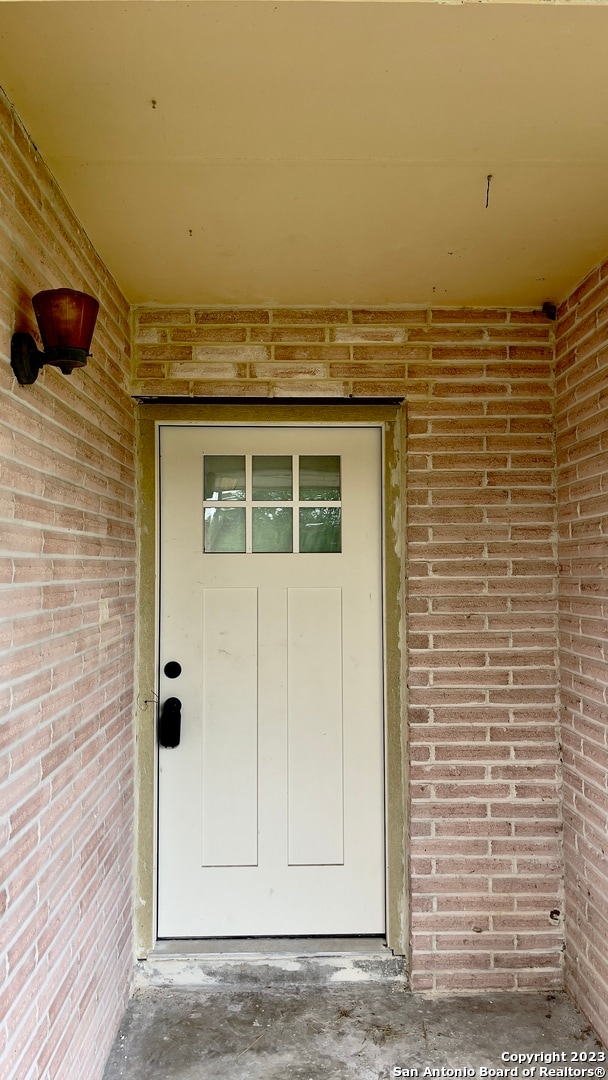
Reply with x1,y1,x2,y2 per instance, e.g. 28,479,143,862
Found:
157,424,385,937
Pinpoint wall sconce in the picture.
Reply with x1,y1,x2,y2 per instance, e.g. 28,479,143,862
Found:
11,288,100,385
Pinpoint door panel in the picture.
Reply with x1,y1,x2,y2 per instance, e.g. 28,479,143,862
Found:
201,587,258,867
287,587,344,866
157,424,385,937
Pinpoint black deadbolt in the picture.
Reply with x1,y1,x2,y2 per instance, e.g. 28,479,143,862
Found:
164,661,182,679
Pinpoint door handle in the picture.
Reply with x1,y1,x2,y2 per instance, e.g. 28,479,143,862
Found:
159,697,182,748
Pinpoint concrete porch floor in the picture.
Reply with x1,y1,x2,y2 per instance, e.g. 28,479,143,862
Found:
102,987,606,1080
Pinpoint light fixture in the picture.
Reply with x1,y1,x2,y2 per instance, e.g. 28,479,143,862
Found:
11,288,100,385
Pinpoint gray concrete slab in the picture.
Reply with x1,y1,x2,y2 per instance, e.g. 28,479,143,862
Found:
103,988,606,1080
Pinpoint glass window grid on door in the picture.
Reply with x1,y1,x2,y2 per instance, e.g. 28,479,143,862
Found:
202,454,342,554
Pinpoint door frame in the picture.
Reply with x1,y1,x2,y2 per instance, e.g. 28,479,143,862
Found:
133,402,409,961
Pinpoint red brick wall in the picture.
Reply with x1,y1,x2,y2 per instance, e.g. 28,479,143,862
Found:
0,91,135,1077
556,268,608,1047
134,303,563,992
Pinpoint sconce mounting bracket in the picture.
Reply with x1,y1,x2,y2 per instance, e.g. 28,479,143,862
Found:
11,332,43,385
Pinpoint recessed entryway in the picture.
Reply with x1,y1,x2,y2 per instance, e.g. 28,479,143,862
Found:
134,404,407,960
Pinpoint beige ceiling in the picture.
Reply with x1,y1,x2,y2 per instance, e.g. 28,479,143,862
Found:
1,1,608,307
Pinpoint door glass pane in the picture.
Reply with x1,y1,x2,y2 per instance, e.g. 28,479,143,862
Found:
204,507,246,552
299,456,341,501
299,507,341,552
252,456,293,501
204,456,246,501
252,507,293,552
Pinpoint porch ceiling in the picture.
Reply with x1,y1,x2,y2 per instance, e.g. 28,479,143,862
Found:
1,1,608,308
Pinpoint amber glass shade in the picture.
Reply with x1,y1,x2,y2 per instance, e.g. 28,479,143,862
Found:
32,289,99,353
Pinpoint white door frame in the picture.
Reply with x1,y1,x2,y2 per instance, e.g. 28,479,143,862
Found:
133,403,408,961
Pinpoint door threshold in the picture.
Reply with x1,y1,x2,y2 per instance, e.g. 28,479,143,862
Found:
152,936,389,958
137,937,407,988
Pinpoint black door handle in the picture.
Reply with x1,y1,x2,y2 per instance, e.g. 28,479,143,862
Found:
159,697,182,748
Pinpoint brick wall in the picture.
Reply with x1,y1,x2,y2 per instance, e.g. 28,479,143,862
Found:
406,316,562,992
133,303,563,992
0,90,136,1077
556,268,608,1047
